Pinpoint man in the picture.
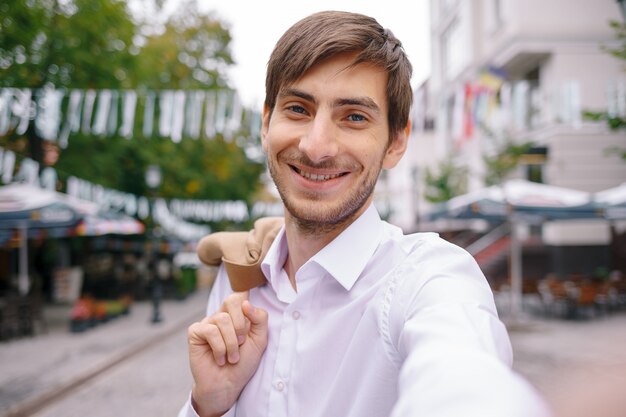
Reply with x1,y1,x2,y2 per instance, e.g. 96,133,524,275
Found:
179,10,550,417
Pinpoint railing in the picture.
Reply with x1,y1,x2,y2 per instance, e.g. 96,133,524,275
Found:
466,222,510,256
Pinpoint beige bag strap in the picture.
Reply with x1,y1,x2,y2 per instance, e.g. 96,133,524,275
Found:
196,217,284,291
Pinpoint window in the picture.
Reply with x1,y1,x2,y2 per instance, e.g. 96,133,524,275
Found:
441,18,466,81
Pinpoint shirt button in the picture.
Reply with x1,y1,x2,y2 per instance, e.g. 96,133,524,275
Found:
275,381,285,391
292,310,301,320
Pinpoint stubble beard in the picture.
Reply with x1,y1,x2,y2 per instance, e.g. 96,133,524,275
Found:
268,150,383,236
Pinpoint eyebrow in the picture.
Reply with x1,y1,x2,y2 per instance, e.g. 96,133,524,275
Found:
336,97,381,115
279,88,381,115
279,88,315,103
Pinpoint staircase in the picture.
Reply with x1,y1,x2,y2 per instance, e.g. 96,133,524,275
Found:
466,224,511,287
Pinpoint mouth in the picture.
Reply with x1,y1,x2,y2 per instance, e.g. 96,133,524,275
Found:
290,165,348,182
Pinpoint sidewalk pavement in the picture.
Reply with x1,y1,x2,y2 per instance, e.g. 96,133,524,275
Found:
496,293,626,416
3,288,625,417
0,288,210,417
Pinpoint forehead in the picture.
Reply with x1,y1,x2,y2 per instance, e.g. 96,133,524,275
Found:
280,53,388,108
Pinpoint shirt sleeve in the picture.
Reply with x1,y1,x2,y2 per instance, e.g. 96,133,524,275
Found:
177,393,236,417
177,393,200,417
388,238,552,417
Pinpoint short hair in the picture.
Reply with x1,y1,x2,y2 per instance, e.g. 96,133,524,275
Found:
265,10,413,141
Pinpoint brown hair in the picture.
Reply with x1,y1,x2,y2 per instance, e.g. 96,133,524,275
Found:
265,10,413,141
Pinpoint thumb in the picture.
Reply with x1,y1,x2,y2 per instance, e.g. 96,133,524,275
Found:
242,300,268,342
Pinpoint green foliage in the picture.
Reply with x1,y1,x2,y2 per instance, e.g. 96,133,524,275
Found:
483,140,534,186
423,160,468,203
130,2,233,89
582,110,626,131
0,0,264,203
602,20,626,65
604,145,626,161
0,0,137,89
583,19,625,136
53,134,264,202
580,20,626,160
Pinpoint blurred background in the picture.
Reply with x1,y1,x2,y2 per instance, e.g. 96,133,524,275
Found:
0,0,625,416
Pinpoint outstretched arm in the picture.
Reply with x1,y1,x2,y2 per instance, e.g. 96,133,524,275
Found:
388,240,551,417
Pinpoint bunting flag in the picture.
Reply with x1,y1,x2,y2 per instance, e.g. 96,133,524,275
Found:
81,90,96,135
142,92,155,138
35,88,64,141
0,148,16,184
119,90,137,139
12,89,31,136
59,90,84,148
439,69,604,140
0,87,262,149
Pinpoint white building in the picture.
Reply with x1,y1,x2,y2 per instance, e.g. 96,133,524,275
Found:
384,0,626,278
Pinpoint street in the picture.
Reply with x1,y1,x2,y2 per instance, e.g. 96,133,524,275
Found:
31,328,192,417
17,298,626,417
508,311,626,416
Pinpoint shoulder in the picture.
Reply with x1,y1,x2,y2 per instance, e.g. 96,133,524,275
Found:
385,230,496,314
375,230,509,364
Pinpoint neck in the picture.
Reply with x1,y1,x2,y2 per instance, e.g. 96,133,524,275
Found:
282,204,371,288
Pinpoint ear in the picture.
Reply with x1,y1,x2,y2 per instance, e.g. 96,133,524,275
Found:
261,104,271,153
382,121,410,169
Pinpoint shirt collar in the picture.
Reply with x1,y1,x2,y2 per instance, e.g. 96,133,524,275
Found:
261,204,384,292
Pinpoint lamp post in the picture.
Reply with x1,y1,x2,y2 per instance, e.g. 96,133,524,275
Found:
145,164,163,324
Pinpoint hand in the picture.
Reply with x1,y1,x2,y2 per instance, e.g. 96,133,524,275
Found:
187,292,268,417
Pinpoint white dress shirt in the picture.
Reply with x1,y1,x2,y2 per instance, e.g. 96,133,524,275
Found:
180,204,550,417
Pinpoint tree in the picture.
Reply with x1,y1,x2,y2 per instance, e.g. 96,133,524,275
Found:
483,139,534,187
423,159,468,203
1,0,264,204
0,0,137,89
1,0,138,164
130,2,234,90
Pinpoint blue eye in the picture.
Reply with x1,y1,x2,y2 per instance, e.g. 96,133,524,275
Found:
289,105,306,114
347,114,366,122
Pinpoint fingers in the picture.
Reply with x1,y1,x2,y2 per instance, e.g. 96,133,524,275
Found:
187,294,268,369
242,300,269,345
221,291,250,345
213,312,241,364
189,313,242,366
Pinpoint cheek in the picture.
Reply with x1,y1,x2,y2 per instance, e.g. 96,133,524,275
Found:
265,121,296,151
358,140,388,166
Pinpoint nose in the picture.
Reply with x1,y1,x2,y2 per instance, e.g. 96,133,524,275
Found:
298,113,339,163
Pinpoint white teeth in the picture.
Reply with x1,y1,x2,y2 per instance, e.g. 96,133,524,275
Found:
298,169,342,181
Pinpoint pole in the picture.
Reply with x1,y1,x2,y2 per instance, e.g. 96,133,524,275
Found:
18,222,30,295
509,218,523,320
150,227,163,324
145,164,163,324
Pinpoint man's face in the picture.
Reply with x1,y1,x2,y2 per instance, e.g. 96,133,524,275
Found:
261,52,407,230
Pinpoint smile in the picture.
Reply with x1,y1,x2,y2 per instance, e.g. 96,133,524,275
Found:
291,166,347,182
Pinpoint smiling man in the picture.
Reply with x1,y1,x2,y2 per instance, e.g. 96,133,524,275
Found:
179,11,550,417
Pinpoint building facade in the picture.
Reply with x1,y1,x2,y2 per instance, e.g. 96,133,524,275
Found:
384,0,626,278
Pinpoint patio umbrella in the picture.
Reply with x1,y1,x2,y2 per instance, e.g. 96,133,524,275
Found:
427,179,597,223
0,183,83,295
594,182,626,220
425,179,600,319
0,183,145,294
